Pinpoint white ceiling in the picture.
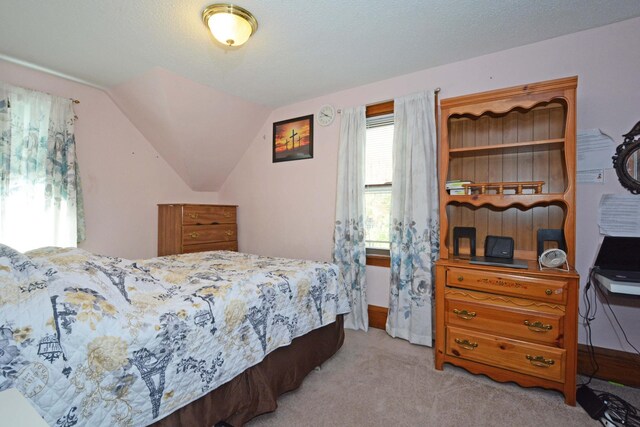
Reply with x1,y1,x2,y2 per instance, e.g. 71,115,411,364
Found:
2,0,640,107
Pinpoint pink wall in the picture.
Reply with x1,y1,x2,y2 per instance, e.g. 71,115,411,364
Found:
220,17,640,352
0,60,218,259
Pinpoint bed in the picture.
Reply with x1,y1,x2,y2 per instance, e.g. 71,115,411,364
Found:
0,244,350,426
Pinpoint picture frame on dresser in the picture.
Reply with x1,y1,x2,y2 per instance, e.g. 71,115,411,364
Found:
272,114,314,163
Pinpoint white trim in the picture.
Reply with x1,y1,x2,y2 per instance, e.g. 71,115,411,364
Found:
0,53,107,90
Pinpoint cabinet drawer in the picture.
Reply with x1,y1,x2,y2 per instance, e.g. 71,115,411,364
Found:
447,267,567,304
445,289,564,346
182,241,238,253
183,205,236,225
183,224,236,245
446,326,565,382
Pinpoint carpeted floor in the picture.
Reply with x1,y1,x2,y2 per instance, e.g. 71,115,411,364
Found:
248,327,640,426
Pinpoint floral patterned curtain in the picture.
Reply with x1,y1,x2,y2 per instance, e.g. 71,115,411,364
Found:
0,82,85,251
386,91,439,346
332,106,368,330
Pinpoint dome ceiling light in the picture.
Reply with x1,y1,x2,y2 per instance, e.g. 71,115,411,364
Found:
202,3,258,47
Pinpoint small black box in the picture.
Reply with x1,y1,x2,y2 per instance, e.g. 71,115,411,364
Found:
577,385,606,420
485,236,514,259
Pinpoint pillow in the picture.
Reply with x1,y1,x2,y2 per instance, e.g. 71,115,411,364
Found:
0,244,48,294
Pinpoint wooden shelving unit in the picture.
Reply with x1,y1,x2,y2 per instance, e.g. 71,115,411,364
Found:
434,77,580,405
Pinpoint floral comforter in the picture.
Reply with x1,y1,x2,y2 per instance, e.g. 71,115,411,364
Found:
0,245,350,426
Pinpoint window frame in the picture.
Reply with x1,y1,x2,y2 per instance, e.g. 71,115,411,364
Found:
365,100,394,267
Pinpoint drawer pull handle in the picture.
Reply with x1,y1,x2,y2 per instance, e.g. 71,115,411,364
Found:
190,232,199,238
453,309,476,320
223,211,232,218
524,320,553,332
225,230,234,236
545,289,553,295
188,213,199,219
526,354,555,367
454,338,478,350
457,275,464,282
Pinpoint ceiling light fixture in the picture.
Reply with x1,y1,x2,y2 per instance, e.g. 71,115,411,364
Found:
202,3,258,47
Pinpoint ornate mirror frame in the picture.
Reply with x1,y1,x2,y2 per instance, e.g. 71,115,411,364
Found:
612,121,640,194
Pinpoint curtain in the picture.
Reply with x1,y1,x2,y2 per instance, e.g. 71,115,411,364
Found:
0,82,85,252
386,91,439,346
332,106,368,330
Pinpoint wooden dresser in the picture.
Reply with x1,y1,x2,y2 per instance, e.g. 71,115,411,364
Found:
435,77,579,405
435,260,579,404
157,204,238,256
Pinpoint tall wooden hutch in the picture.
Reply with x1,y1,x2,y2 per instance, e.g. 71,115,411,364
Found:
434,77,580,405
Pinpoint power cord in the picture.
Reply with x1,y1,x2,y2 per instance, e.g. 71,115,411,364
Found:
577,267,640,426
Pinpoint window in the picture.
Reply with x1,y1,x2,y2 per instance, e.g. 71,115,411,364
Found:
0,84,84,252
364,102,394,257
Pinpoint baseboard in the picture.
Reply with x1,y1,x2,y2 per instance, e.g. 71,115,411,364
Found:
368,305,388,330
577,344,640,388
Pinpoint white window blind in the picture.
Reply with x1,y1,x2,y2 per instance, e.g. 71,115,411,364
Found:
364,113,393,250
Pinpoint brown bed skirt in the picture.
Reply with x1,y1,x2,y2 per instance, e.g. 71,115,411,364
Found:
151,315,345,427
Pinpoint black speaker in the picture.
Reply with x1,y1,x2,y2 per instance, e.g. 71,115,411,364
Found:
485,236,514,259
536,229,566,257
453,227,476,256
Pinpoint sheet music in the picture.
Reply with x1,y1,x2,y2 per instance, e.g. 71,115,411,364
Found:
577,129,615,171
598,194,640,236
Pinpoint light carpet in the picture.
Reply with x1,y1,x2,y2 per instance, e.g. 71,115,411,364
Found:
248,327,640,426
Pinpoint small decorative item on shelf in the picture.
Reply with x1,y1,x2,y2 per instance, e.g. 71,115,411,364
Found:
446,180,472,195
462,181,544,195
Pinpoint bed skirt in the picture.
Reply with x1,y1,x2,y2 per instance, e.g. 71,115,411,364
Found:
151,315,345,427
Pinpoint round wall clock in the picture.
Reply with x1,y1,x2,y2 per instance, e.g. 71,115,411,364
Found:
317,104,336,126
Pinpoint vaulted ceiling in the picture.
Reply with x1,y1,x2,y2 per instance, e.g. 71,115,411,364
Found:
1,1,639,190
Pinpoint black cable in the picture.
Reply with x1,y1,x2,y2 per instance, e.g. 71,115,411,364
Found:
592,389,640,427
577,266,640,427
593,278,640,357
578,267,600,386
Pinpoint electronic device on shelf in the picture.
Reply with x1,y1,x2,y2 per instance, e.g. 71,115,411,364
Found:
469,235,528,269
539,248,569,272
592,236,640,295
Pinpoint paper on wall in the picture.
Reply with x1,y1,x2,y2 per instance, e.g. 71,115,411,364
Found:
598,194,640,237
577,169,604,183
577,129,615,171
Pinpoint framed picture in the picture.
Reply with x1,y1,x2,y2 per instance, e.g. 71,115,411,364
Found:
273,114,314,163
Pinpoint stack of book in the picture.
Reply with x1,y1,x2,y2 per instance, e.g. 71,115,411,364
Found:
446,180,472,195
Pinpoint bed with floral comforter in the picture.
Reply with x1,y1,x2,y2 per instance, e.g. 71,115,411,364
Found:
0,244,350,426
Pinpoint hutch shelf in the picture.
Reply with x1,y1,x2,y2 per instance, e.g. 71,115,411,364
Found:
434,77,580,405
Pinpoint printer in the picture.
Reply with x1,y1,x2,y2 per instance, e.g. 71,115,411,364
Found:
592,236,640,296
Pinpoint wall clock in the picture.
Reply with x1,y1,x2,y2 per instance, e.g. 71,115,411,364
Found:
317,104,336,126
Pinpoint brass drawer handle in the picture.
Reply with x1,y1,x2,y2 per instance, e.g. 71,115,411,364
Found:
545,289,553,295
524,320,553,332
457,275,464,282
526,354,555,367
225,230,234,236
454,338,478,350
190,232,199,238
453,309,476,320
188,213,199,219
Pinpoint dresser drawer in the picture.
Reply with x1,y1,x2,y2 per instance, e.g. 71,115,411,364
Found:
446,326,565,382
447,267,568,304
182,241,238,253
445,288,564,346
183,205,236,225
183,224,236,245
